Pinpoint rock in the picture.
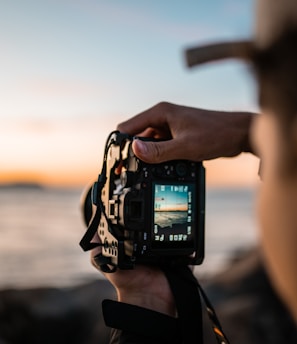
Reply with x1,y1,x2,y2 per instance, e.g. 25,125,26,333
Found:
200,247,297,343
0,280,115,344
0,248,296,344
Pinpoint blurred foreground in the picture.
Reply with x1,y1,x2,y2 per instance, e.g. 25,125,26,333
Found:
1,248,296,343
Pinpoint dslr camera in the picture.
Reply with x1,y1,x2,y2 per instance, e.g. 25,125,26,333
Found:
80,131,205,272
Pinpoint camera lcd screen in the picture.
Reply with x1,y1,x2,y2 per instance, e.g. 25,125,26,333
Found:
152,183,195,249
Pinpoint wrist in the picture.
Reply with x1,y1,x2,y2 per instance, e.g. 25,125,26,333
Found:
117,290,176,317
239,112,258,154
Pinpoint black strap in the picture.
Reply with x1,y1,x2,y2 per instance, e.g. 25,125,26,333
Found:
162,266,230,344
102,266,230,344
93,253,117,273
79,205,102,251
79,171,106,251
197,282,230,344
102,300,181,343
162,266,203,344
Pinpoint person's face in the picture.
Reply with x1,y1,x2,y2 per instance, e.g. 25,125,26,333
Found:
251,111,297,323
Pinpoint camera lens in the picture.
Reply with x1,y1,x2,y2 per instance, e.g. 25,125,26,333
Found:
80,185,94,226
175,163,188,177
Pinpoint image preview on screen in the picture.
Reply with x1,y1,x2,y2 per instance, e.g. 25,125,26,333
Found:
152,183,195,244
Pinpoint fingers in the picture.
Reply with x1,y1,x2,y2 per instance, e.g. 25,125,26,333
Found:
132,140,166,163
117,102,172,136
132,137,194,163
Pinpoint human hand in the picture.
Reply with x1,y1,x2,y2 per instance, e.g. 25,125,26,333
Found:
117,102,256,163
90,234,176,317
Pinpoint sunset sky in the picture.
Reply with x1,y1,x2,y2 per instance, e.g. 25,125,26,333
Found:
1,0,260,188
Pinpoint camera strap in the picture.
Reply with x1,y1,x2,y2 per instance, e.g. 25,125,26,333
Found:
162,265,203,343
79,174,105,251
162,266,229,344
80,130,129,253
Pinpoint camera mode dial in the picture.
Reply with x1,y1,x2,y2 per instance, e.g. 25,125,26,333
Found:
175,162,188,177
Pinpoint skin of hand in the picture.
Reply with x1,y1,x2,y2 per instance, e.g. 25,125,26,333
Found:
90,240,176,317
117,102,256,163
251,112,297,323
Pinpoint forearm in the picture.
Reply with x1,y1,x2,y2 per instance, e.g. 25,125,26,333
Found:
118,102,258,163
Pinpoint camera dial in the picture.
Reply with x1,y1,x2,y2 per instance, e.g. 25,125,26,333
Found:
175,162,188,177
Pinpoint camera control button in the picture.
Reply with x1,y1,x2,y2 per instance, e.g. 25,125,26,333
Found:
152,166,163,177
175,162,188,177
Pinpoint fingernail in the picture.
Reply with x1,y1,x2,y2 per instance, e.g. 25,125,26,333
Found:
135,139,148,155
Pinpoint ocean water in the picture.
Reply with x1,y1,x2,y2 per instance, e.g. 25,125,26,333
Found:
0,186,259,289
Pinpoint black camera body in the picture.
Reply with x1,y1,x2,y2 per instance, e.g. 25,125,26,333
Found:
80,131,205,271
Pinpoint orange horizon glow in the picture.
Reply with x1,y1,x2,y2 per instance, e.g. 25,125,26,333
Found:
0,154,260,189
0,169,97,188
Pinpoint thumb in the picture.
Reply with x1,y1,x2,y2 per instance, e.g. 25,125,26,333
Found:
132,139,171,163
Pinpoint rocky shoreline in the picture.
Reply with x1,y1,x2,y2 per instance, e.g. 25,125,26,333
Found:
0,248,296,344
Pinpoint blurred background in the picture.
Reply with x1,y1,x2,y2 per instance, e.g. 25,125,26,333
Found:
0,0,260,289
